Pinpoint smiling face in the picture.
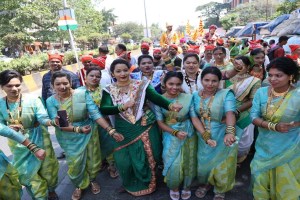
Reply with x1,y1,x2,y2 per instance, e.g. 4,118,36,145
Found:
1,78,22,99
53,76,71,97
49,58,62,72
253,52,265,66
184,56,199,75
139,57,154,74
86,70,101,88
112,63,130,83
213,49,226,63
165,77,182,96
201,73,220,93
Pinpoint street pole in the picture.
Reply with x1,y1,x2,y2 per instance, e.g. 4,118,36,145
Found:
266,0,268,21
62,0,84,85
143,0,149,38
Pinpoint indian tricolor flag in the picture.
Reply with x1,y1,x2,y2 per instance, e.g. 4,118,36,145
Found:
58,15,78,31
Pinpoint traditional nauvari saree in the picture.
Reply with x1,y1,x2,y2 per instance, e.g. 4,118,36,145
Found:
0,123,26,200
229,75,261,159
0,95,58,199
101,79,172,196
191,89,242,194
154,93,197,190
250,87,300,200
47,89,102,189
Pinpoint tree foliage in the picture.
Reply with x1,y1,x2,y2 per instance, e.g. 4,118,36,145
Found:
100,8,118,32
113,22,144,42
120,33,132,44
196,2,231,27
149,23,163,41
276,0,300,16
220,0,279,30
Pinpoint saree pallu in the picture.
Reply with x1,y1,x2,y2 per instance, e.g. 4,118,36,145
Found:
229,76,261,157
0,96,58,199
154,93,197,189
191,89,242,193
250,87,300,200
47,89,102,189
0,151,22,200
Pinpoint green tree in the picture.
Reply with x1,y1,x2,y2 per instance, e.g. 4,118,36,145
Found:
100,8,118,32
113,22,143,42
120,33,132,44
149,23,163,41
76,36,88,50
88,33,102,49
2,33,33,54
276,0,300,16
196,2,231,27
100,33,111,44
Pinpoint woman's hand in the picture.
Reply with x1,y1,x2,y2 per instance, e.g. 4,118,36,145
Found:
9,124,22,132
207,139,217,147
34,148,46,160
176,131,187,140
81,125,91,134
275,122,294,133
112,133,124,142
224,134,236,146
123,100,135,110
161,47,169,59
170,103,183,112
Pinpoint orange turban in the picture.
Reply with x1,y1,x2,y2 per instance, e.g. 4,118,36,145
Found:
141,43,150,50
286,54,298,60
81,54,93,63
169,44,178,50
216,38,224,45
205,45,215,51
153,48,161,54
289,45,300,53
91,57,106,69
249,40,262,50
187,45,200,54
48,53,64,62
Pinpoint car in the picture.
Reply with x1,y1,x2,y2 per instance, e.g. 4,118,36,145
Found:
0,55,13,62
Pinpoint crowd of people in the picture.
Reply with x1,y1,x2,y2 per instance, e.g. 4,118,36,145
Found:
0,22,300,200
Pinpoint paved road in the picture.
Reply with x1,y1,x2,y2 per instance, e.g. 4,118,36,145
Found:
1,89,254,200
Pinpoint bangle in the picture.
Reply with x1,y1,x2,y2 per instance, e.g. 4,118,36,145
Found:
171,130,179,136
168,103,173,111
108,128,116,136
268,122,277,131
202,131,211,143
118,104,125,112
226,125,236,135
32,147,41,153
51,119,59,127
106,126,113,132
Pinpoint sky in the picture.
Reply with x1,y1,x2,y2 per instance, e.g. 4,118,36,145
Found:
98,0,222,29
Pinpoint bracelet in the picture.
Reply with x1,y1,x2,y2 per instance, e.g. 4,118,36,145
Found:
171,130,179,136
168,103,173,111
118,104,126,112
225,125,236,135
106,126,113,132
26,142,32,148
267,122,277,131
31,147,41,153
51,119,59,127
202,131,211,143
27,143,38,151
108,128,116,136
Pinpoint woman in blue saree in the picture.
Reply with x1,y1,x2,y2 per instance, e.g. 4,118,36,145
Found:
250,57,300,199
154,71,197,200
46,71,123,200
0,123,46,200
0,70,59,200
190,67,242,200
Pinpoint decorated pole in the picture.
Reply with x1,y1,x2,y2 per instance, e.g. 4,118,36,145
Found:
185,20,191,39
198,18,204,37
60,0,84,85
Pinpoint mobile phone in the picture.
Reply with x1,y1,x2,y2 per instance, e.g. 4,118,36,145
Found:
57,110,69,127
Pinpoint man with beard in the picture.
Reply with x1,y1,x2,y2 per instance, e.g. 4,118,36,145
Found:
200,45,215,68
152,48,165,70
41,53,80,103
161,44,182,71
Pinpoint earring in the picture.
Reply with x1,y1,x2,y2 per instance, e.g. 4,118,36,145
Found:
290,76,294,85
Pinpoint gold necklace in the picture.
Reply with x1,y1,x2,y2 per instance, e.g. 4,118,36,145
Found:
199,90,216,133
272,87,290,97
265,86,290,120
6,94,23,126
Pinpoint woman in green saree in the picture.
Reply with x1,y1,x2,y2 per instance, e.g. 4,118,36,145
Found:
190,67,242,200
78,66,118,178
0,70,59,200
100,59,182,196
250,57,300,199
229,56,261,163
154,71,197,200
46,71,122,200
0,123,46,200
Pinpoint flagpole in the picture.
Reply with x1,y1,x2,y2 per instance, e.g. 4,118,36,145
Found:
62,0,85,85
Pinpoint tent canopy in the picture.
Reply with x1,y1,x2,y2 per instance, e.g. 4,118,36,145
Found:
235,22,268,37
258,14,290,35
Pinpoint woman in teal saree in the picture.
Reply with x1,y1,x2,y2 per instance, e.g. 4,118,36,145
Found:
190,67,242,200
0,123,46,200
46,71,119,200
250,57,300,200
0,70,59,200
154,71,197,200
100,59,182,196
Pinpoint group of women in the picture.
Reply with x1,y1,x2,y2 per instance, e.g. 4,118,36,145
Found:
0,45,299,200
